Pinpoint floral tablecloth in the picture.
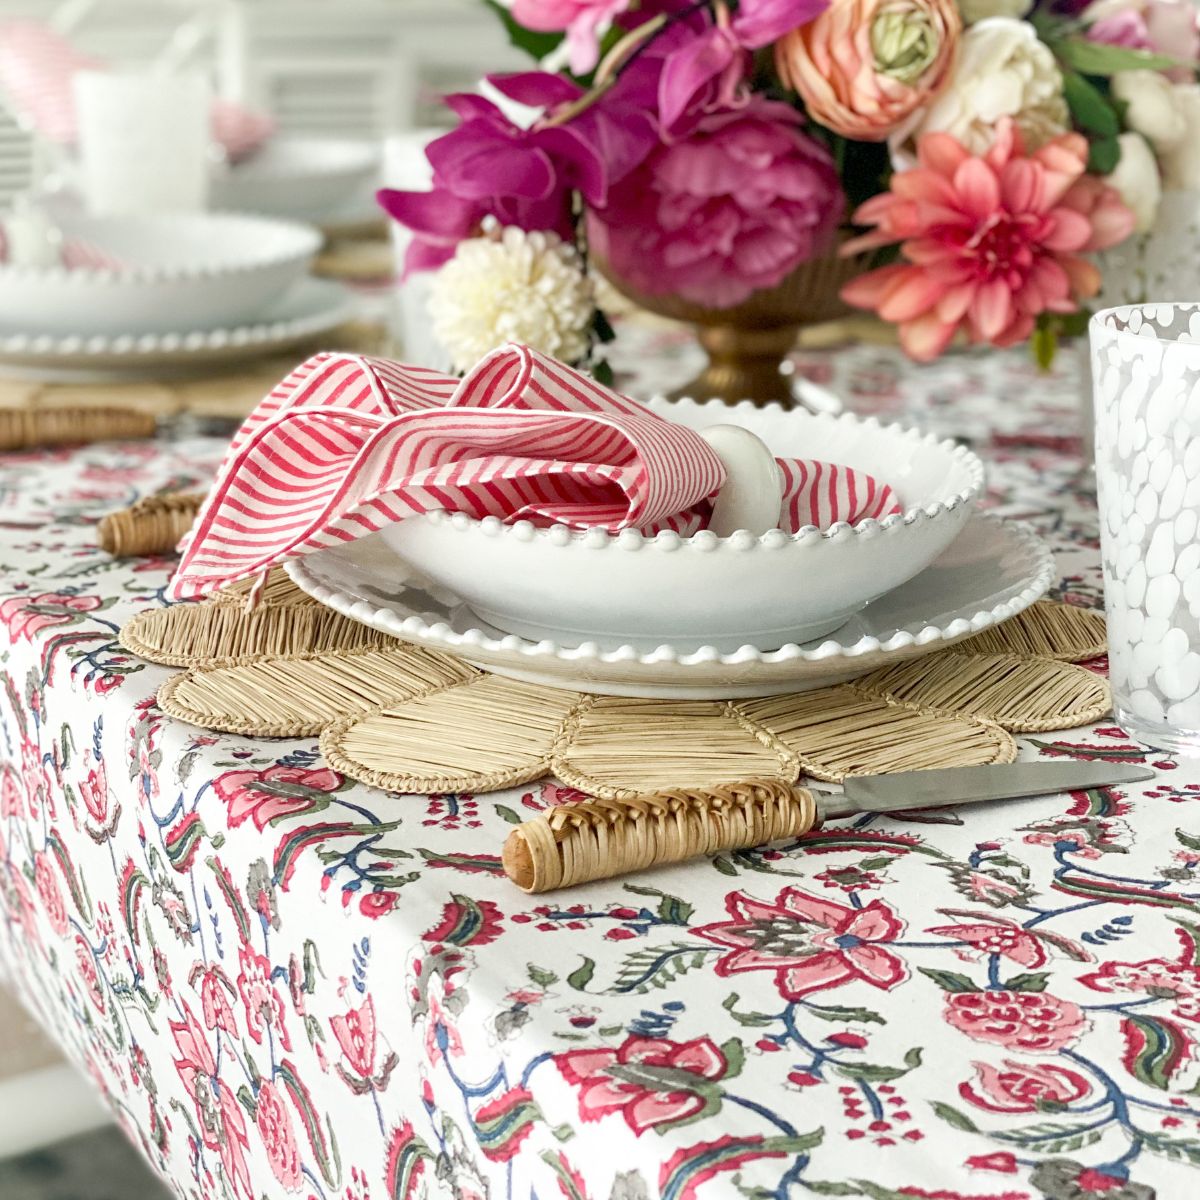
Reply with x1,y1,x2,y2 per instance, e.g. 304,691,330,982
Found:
1,335,1198,1200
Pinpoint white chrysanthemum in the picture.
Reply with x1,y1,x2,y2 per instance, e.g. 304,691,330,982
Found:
428,222,595,373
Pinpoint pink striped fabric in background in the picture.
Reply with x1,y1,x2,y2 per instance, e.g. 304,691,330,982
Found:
0,21,273,161
168,344,900,601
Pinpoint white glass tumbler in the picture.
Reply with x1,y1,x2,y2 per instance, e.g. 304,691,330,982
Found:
74,69,211,216
1092,303,1200,751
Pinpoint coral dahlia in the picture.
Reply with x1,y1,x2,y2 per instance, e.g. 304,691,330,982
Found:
840,119,1135,361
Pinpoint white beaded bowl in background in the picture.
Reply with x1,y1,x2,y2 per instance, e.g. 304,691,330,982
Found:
379,399,985,652
210,137,380,223
0,212,322,337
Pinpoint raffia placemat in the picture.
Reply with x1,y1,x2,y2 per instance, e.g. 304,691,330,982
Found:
119,584,1109,800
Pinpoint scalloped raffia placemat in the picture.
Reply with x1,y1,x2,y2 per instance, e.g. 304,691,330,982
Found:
120,584,1110,800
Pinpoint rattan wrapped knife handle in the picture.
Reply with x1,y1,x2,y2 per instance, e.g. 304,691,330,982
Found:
502,779,818,893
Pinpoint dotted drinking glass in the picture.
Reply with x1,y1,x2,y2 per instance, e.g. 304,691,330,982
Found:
1092,303,1200,752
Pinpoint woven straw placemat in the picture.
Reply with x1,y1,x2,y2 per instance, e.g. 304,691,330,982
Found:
119,584,1109,799
0,321,391,450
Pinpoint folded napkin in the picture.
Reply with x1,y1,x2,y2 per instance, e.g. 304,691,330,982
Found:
0,21,273,162
168,344,900,601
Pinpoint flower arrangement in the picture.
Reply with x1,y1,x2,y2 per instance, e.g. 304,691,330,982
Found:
380,0,1200,373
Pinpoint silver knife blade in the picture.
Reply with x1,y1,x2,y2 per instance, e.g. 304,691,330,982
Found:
821,762,1156,821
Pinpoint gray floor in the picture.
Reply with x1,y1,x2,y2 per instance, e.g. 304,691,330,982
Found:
0,1129,171,1200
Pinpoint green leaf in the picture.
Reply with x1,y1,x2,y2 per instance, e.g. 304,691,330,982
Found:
494,804,522,825
567,956,595,991
1062,71,1120,136
527,963,558,988
855,856,896,872
802,1184,861,1197
721,1037,746,1080
236,1084,257,1117
1177,828,1200,852
1004,971,1051,993
591,359,615,389
992,1122,1105,1153
484,0,566,63
1087,135,1121,175
834,1051,920,1084
1055,37,1179,76
722,992,778,1028
1033,322,1057,371
712,855,739,876
918,966,980,993
931,1101,979,1132
623,884,696,925
804,1003,887,1026
592,307,617,344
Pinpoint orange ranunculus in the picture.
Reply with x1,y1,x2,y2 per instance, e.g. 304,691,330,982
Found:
775,0,961,141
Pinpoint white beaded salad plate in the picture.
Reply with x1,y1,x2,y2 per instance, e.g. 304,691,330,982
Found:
0,212,322,338
0,279,354,382
287,514,1054,699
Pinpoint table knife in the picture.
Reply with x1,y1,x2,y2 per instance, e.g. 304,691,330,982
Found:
502,762,1155,893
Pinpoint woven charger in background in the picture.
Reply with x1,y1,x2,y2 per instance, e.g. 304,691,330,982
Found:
0,319,392,451
118,564,1110,800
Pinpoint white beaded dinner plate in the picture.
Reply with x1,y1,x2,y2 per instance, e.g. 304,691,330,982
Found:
0,279,355,383
286,513,1054,699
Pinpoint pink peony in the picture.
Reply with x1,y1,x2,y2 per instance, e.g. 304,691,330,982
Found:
841,119,1135,360
590,98,844,308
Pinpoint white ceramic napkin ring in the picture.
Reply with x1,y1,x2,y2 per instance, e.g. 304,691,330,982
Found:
698,424,784,537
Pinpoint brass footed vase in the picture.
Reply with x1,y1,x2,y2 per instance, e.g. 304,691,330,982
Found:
601,237,871,407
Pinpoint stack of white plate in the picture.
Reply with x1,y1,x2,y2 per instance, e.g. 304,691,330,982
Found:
0,210,354,382
287,399,1055,698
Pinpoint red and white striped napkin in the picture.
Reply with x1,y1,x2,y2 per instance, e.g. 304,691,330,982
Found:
0,21,273,162
168,344,900,601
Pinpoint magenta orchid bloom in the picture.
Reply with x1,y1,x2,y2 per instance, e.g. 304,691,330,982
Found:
659,0,830,130
379,70,659,276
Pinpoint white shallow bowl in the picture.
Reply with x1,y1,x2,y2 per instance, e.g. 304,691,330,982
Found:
0,212,322,337
287,514,1053,698
380,398,985,652
211,137,380,222
0,278,354,382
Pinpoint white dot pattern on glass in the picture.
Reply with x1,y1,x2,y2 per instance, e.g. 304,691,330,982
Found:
1093,302,1200,744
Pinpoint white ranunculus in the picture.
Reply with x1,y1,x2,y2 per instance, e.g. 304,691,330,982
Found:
1160,84,1200,189
959,0,1032,23
1112,70,1188,153
429,221,595,373
902,18,1068,155
1105,132,1163,233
